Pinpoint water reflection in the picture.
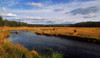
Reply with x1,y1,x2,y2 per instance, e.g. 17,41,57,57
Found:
8,31,100,58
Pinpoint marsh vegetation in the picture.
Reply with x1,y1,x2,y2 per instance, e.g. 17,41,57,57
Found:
0,29,63,58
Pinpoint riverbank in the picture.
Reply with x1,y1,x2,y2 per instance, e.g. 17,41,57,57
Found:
34,27,100,44
0,27,100,58
0,28,63,58
1,27,100,43
0,30,40,58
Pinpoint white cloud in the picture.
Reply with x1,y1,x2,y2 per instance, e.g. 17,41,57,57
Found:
22,16,42,20
54,7,64,11
88,13,96,17
67,6,98,15
83,13,97,18
0,7,6,13
3,13,16,17
2,7,6,11
2,0,100,24
26,2,43,8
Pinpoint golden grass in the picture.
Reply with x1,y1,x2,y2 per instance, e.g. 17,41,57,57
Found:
0,27,99,58
0,27,63,58
34,27,100,41
2,27,99,40
0,30,39,58
0,27,54,31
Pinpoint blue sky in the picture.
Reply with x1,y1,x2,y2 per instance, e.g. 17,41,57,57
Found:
0,0,100,24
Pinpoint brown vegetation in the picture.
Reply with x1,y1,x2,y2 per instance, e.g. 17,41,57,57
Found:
0,30,40,58
1,27,99,57
1,27,100,41
0,27,63,58
34,27,100,43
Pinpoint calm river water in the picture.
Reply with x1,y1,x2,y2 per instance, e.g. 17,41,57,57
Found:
8,31,100,58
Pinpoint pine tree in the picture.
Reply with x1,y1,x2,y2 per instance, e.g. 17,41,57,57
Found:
0,16,3,27
4,19,9,27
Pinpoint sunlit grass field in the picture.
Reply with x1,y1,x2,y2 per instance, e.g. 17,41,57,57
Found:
0,27,63,58
0,30,39,58
0,27,100,58
34,27,100,42
1,27,100,39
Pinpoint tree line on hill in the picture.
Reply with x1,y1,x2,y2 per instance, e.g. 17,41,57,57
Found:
0,16,45,27
0,16,100,27
70,22,100,27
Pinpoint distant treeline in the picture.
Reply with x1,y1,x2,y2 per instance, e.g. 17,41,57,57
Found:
45,22,100,27
0,16,45,27
0,16,100,27
70,22,100,27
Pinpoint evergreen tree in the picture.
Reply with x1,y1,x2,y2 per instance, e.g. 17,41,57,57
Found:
0,16,3,27
4,19,9,27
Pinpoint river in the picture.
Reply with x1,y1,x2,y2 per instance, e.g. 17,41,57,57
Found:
8,31,100,58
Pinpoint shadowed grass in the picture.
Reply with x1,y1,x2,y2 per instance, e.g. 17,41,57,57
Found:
39,53,63,58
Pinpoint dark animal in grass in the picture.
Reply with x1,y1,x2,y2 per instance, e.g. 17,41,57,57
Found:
74,29,77,33
53,28,56,31
73,29,78,35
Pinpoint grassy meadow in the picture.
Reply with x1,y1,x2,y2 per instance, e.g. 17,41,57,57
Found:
34,27,100,43
1,27,100,40
0,27,63,58
0,27,100,58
